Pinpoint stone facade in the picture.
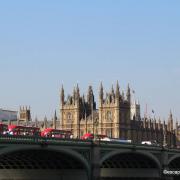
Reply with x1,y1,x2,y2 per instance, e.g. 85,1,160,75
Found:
60,82,176,147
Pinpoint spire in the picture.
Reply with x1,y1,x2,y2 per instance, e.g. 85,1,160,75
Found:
73,84,80,104
54,110,57,121
44,116,47,129
53,110,57,129
82,94,85,103
158,117,161,130
143,117,146,128
87,85,93,104
126,83,131,102
153,119,156,130
60,85,64,105
168,110,173,131
35,116,38,127
163,119,166,131
76,84,80,97
111,85,114,95
121,91,125,101
73,87,76,103
99,82,103,103
111,85,115,103
115,80,120,98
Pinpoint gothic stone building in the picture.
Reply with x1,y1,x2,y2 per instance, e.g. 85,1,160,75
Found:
60,82,176,147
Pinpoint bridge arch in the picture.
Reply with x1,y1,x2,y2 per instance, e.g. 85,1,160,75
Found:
0,146,90,180
168,154,180,171
100,150,161,178
100,149,161,169
168,154,180,166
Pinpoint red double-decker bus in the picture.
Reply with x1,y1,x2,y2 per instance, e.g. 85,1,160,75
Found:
8,125,40,136
81,133,108,140
0,123,8,135
41,128,72,139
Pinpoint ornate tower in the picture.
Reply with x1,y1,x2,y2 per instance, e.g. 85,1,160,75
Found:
19,106,31,122
99,82,127,138
98,82,132,139
60,84,81,138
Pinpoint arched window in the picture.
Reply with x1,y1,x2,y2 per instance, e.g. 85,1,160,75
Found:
107,111,112,122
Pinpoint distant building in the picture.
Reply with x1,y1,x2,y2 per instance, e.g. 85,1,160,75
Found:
0,109,17,121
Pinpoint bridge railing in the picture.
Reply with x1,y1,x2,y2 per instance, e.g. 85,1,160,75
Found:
0,135,92,146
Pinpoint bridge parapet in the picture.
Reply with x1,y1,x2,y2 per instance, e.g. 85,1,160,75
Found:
0,135,92,146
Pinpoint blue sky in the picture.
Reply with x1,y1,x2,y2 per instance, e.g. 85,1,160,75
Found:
0,1,180,121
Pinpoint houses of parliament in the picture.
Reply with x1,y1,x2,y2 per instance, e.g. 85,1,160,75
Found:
60,82,177,147
1,82,179,147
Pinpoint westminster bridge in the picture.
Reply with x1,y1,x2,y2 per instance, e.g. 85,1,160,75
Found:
0,136,180,180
